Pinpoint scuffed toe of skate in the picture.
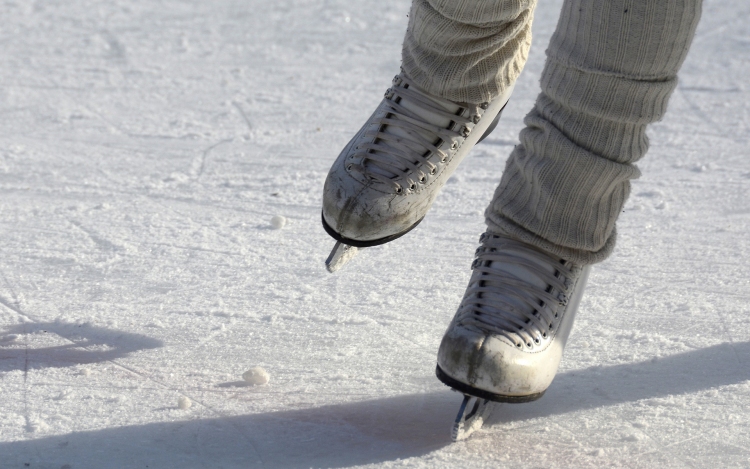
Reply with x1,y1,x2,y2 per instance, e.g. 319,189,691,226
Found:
322,171,426,245
437,324,552,400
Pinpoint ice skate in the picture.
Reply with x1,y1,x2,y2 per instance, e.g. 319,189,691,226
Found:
322,72,512,272
437,233,590,440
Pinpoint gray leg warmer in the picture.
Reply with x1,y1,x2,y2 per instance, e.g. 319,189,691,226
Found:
402,0,537,104
486,0,702,264
403,0,702,264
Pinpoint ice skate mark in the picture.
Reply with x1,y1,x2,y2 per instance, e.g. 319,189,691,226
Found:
78,102,129,136
0,286,265,460
232,101,253,132
68,219,120,252
190,139,232,180
680,86,742,93
150,242,234,256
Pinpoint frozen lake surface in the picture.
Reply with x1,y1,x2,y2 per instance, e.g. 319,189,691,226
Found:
0,0,748,467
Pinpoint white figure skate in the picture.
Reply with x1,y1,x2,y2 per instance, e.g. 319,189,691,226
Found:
437,233,590,440
322,73,513,272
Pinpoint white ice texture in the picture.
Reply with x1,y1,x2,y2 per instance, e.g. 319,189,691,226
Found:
0,0,748,468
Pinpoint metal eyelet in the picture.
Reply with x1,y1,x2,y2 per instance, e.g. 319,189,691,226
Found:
461,126,471,138
419,176,426,183
429,167,436,175
395,187,402,194
450,141,458,150
384,88,395,99
472,115,480,124
516,343,523,348
480,102,489,110
347,164,352,171
409,183,416,191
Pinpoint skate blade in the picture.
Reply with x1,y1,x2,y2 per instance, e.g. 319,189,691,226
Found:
452,393,493,442
325,241,360,273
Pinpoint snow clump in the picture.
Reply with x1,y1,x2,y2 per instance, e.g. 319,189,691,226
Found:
243,367,270,385
270,215,286,229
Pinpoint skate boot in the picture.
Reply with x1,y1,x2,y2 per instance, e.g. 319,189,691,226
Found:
436,233,590,440
322,72,513,272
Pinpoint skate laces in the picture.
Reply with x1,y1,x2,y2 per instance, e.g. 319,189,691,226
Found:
349,74,483,193
456,234,577,349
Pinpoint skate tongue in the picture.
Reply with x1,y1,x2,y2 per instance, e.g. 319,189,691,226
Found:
363,79,462,181
469,235,569,338
481,252,555,320
488,249,555,292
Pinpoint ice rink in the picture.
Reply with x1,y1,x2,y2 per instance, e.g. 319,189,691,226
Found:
1,0,748,467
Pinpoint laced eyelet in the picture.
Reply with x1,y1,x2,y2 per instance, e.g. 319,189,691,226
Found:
472,115,480,124
480,102,489,110
392,75,402,86
384,88,394,99
461,126,471,138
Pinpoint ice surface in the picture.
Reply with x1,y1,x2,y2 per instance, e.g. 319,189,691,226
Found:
0,0,748,468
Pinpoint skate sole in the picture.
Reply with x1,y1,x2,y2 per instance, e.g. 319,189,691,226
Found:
436,365,546,404
321,212,424,248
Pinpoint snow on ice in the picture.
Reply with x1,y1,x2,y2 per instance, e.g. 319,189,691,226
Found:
0,0,748,468
243,367,270,386
270,215,287,230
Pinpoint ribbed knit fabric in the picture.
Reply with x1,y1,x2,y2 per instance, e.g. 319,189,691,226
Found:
481,0,702,264
402,0,537,104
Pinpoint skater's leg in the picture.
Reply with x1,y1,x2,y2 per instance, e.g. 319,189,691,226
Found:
322,0,538,258
438,0,702,400
402,0,537,103
486,0,703,264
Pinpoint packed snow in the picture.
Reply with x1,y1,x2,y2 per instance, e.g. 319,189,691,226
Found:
0,0,748,467
243,367,270,386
